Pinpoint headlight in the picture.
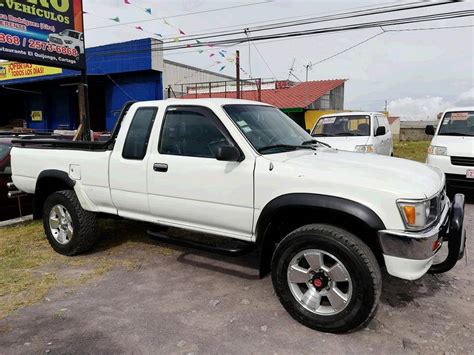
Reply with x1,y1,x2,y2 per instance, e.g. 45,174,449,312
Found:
397,197,440,230
428,145,447,156
355,145,374,153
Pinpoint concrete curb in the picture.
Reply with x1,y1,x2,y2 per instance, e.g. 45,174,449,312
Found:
0,215,33,228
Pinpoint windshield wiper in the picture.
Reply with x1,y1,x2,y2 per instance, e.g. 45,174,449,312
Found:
302,139,331,148
312,133,333,137
333,132,362,136
258,144,315,153
440,132,474,137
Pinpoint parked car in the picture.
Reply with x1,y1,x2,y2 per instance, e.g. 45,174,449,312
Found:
310,112,393,155
426,107,474,196
48,29,84,55
0,137,32,221
11,99,466,333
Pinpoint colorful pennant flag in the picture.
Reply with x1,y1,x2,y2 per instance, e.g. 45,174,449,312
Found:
135,26,144,31
110,17,120,22
179,29,186,35
219,66,226,72
145,8,152,14
209,53,215,57
154,33,162,38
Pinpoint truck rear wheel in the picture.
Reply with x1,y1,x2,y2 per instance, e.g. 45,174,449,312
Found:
271,224,381,333
43,190,98,256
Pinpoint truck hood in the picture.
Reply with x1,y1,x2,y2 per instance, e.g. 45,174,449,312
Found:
266,148,444,198
313,136,370,152
432,135,474,157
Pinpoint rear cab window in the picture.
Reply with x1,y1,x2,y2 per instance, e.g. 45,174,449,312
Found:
122,107,158,160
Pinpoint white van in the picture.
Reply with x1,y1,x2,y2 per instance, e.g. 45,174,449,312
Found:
426,107,474,195
310,112,393,155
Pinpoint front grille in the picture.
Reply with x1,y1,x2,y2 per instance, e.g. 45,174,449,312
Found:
446,174,474,189
49,37,63,45
451,156,474,167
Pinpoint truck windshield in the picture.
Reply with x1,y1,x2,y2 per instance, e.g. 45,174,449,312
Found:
312,115,371,137
223,105,315,154
438,111,474,137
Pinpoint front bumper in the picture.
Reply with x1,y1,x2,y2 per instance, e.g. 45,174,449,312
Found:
378,194,466,280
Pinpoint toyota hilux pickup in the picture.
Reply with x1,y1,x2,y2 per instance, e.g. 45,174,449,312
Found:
10,99,467,333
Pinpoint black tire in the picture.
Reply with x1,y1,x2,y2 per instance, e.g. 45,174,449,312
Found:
43,190,98,256
271,224,382,333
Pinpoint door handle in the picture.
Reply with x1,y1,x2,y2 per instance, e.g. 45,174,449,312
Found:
153,163,168,172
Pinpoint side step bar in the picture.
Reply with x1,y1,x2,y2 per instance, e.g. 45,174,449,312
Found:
146,230,256,257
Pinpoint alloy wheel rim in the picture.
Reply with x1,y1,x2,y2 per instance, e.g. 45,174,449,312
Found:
49,204,74,245
287,249,353,316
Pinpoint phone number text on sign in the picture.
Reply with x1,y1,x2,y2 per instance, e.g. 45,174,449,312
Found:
0,33,21,46
28,39,78,57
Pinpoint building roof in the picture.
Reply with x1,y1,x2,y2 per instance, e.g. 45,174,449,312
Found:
388,116,400,125
164,59,234,80
182,79,346,109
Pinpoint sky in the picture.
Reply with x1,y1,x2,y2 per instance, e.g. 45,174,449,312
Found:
58,1,474,119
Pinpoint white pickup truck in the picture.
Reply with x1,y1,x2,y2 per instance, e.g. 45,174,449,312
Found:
10,99,466,333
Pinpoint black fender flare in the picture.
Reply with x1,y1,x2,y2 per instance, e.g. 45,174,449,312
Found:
33,170,75,218
255,193,386,277
256,193,386,243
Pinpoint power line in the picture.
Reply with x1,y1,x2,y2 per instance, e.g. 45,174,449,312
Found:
86,1,275,30
310,31,385,67
157,0,454,45
245,28,277,80
86,0,432,53
89,10,474,56
145,0,419,42
307,23,474,68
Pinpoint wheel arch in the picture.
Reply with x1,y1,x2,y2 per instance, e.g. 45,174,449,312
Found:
256,193,386,278
33,170,75,219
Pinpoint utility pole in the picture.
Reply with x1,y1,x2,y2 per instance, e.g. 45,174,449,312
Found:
303,63,313,82
236,50,241,99
287,58,296,81
77,10,90,141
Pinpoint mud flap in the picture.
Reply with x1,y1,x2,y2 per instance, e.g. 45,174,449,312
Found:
429,194,466,274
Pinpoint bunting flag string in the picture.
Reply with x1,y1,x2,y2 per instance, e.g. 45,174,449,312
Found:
84,8,241,75
123,0,152,15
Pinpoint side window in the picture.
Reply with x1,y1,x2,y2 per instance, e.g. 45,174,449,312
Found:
159,107,231,158
122,107,157,160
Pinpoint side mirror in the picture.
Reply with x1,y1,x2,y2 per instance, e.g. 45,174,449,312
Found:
425,125,435,135
216,145,241,162
375,126,386,136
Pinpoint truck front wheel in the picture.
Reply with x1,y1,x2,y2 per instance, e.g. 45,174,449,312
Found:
43,190,98,256
271,224,381,333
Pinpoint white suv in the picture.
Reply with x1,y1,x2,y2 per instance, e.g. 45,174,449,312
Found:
48,29,84,55
426,107,474,196
310,112,393,155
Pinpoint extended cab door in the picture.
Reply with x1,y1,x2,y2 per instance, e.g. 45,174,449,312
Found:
109,105,158,220
147,105,255,240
